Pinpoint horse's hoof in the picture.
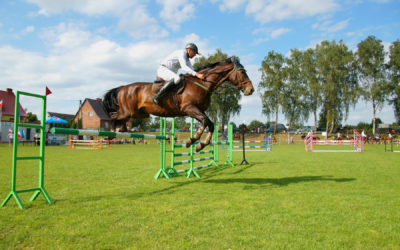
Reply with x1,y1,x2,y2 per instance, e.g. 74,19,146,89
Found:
185,140,192,147
195,143,203,152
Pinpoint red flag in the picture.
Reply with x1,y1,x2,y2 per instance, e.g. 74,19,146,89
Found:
45,86,52,96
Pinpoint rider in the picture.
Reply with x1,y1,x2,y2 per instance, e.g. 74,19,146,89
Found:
152,43,205,105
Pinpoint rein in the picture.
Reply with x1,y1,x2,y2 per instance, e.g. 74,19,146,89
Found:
191,80,210,92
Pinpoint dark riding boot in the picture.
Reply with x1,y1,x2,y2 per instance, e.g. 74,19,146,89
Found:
152,80,175,105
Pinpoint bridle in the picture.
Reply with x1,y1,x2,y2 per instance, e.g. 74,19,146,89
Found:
187,56,251,93
231,56,252,93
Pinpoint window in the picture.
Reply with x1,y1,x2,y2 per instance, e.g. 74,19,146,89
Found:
88,112,93,117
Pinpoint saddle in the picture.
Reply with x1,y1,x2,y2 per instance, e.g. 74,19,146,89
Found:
152,75,186,94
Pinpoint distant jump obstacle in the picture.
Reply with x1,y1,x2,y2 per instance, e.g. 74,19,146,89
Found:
155,117,234,179
68,135,111,150
232,132,272,152
305,131,364,152
385,138,400,152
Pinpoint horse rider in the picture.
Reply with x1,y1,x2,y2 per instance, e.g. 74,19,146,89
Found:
152,43,205,105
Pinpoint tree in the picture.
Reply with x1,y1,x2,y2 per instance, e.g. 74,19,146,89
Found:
388,40,400,123
193,49,242,128
356,36,389,134
302,48,322,132
131,117,152,130
174,116,188,128
283,49,309,131
27,112,39,123
248,120,264,131
316,40,359,133
259,51,286,133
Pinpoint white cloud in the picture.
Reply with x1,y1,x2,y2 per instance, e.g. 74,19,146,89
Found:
252,27,291,44
313,18,350,32
26,0,136,15
157,0,196,31
21,26,35,35
117,5,169,39
214,0,247,11
247,0,338,23
27,0,167,39
271,27,291,38
214,0,338,23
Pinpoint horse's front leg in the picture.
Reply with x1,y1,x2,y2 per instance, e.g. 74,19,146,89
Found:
195,120,214,152
183,109,214,152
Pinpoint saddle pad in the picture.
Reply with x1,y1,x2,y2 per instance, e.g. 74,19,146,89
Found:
152,80,186,94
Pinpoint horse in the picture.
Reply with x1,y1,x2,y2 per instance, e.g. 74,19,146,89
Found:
103,56,254,152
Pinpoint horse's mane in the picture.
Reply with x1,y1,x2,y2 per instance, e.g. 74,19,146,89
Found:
194,58,233,71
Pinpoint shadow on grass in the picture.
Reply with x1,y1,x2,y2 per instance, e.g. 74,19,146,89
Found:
203,175,356,186
231,162,260,174
53,175,356,205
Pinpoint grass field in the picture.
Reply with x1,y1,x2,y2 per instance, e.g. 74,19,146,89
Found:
1,141,399,249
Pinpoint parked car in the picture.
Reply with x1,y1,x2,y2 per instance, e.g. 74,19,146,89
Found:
266,123,287,133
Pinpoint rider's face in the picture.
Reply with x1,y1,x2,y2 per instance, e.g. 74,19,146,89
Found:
187,48,196,58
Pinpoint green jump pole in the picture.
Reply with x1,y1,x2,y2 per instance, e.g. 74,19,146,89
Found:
154,117,170,179
223,122,234,167
2,91,53,209
185,118,200,178
166,118,179,177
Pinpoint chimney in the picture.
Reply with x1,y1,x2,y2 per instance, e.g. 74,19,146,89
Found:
96,98,102,102
6,88,13,93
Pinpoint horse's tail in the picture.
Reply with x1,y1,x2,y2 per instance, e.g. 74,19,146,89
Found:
103,87,121,115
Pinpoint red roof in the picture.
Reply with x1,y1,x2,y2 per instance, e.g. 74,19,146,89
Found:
0,89,28,117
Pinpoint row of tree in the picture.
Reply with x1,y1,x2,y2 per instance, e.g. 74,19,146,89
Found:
259,36,400,134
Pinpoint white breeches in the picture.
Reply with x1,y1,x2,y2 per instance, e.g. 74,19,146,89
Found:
157,66,180,84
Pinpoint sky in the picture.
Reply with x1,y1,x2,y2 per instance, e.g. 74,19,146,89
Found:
0,0,399,127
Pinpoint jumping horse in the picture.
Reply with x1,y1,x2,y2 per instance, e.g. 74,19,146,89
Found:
103,56,254,152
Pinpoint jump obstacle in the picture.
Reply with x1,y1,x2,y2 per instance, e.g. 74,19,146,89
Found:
305,131,364,152
155,117,234,179
232,132,272,152
385,138,400,152
1,91,53,209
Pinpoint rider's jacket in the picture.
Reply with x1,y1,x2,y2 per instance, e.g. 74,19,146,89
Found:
159,50,196,76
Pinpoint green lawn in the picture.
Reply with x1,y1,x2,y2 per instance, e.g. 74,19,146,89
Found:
1,142,399,249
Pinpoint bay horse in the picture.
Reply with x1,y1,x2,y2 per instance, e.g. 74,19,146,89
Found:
103,56,254,152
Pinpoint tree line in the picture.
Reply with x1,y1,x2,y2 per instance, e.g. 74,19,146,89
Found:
259,36,400,134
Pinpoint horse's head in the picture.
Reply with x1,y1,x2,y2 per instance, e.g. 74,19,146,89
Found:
227,56,254,96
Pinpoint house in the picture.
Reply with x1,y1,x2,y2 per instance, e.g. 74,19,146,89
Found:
0,88,28,122
74,98,111,130
0,88,30,143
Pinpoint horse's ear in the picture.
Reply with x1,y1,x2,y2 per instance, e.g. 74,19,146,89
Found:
231,56,240,64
